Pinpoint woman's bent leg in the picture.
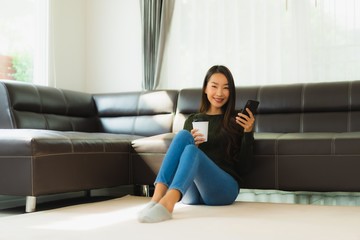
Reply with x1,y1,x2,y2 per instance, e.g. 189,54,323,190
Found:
169,145,239,206
139,130,194,223
139,130,238,223
154,130,194,187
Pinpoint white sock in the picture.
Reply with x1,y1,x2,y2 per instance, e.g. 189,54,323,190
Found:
137,201,157,219
138,203,172,223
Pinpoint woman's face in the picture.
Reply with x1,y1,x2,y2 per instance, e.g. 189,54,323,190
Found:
204,73,230,114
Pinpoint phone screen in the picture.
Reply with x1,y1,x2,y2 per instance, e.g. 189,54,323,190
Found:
241,100,259,117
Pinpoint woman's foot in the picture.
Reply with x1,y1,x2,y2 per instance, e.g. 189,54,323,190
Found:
137,201,157,220
138,203,172,223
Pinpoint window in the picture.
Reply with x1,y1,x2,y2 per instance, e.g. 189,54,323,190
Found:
0,0,49,85
158,0,360,89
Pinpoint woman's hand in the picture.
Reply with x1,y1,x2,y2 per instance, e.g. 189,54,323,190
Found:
236,108,255,132
191,128,206,146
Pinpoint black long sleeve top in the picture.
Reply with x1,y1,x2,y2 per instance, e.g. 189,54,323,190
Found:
183,113,255,188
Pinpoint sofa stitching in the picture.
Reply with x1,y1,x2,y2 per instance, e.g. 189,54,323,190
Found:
274,134,281,190
132,92,142,136
275,137,278,189
59,89,74,131
300,83,305,133
348,81,352,132
30,141,35,195
32,85,50,129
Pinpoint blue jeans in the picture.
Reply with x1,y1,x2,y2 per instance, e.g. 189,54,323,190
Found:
154,130,239,205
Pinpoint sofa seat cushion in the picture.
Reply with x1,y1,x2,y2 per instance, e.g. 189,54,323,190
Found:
259,132,360,192
0,129,133,196
331,132,360,154
253,133,284,155
0,129,134,156
244,132,360,192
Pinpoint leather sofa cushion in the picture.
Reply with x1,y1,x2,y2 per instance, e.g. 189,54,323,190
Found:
278,155,360,192
0,80,100,131
0,129,132,156
253,133,284,155
277,132,360,155
94,90,179,136
0,129,134,196
334,132,360,154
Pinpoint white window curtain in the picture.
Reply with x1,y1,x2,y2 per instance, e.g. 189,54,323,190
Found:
140,0,174,90
33,0,49,86
158,0,360,89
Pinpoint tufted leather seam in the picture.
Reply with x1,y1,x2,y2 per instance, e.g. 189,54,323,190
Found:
275,137,278,189
58,89,69,115
33,85,49,129
58,89,75,131
274,134,283,190
348,81,352,132
300,83,306,133
132,92,142,135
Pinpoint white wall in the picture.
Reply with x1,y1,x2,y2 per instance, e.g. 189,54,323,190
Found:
51,0,142,93
85,0,142,93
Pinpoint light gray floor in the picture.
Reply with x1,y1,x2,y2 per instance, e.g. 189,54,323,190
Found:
1,188,359,218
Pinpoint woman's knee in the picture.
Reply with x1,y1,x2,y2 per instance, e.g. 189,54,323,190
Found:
176,129,193,141
182,145,200,161
170,130,195,149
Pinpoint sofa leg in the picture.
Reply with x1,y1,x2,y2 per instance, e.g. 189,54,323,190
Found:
142,185,150,197
25,196,36,213
134,184,152,197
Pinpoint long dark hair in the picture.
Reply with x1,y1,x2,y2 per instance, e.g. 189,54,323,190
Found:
199,65,242,162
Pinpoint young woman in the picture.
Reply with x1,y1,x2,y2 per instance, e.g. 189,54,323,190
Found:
138,65,255,223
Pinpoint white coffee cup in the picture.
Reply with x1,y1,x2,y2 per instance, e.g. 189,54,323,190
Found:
192,121,209,142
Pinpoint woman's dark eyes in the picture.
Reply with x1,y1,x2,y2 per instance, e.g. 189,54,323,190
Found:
211,85,229,90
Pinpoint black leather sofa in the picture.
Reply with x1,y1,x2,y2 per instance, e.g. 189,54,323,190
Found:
1,79,360,212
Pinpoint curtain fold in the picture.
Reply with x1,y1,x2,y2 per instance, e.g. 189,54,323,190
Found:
140,0,174,90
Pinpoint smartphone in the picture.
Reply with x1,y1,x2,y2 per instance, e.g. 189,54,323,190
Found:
241,100,259,117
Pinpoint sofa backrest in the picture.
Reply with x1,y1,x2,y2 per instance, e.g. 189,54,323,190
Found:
0,80,100,132
257,81,360,133
93,90,179,137
174,80,360,133
3,79,360,134
172,87,259,132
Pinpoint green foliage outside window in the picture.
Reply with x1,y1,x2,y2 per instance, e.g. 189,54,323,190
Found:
11,53,33,82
